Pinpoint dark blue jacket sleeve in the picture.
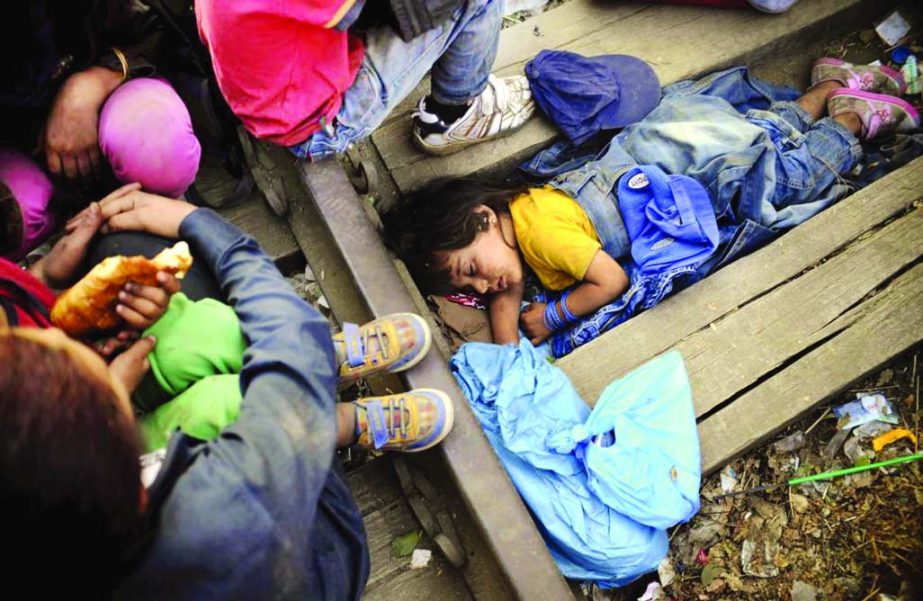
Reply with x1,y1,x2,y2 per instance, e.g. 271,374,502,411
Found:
129,209,339,587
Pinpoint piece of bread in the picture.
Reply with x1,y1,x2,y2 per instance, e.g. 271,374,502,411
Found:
51,242,193,337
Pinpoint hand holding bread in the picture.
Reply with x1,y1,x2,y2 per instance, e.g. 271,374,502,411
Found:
51,242,192,337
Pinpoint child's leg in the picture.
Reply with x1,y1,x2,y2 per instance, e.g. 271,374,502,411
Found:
143,293,246,399
141,382,452,455
795,81,840,121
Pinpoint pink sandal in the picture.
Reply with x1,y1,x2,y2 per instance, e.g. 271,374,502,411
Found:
827,89,921,140
812,58,906,96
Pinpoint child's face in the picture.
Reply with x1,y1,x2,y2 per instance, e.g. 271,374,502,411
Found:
439,208,523,295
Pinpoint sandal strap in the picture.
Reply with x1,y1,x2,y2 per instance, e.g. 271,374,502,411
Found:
342,322,365,368
365,400,390,450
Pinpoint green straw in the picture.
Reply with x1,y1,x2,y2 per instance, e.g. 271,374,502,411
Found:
713,452,923,500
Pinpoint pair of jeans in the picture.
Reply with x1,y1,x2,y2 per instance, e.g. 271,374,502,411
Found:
291,0,503,159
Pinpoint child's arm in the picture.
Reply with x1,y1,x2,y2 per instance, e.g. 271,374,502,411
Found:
488,279,525,345
520,250,628,344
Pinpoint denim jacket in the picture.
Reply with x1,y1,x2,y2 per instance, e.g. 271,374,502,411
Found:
116,209,369,599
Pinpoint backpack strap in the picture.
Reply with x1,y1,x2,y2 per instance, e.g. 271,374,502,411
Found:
0,278,52,328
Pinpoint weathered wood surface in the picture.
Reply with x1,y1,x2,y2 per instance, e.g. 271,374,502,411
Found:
371,0,891,194
684,207,922,418
217,188,300,267
559,157,923,402
347,458,471,600
698,261,923,473
556,158,923,475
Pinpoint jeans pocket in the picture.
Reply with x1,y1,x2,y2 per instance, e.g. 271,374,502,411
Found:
335,62,387,134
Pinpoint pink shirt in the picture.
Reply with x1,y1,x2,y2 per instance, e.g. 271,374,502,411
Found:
196,0,364,146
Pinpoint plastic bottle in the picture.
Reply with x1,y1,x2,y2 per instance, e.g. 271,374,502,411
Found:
902,55,920,95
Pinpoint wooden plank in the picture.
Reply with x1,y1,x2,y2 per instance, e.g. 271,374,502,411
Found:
558,156,923,403
681,207,922,418
372,0,891,192
363,561,472,601
346,459,471,598
216,191,299,266
697,262,923,473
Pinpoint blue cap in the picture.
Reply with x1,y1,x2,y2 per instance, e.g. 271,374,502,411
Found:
617,165,719,275
526,50,661,146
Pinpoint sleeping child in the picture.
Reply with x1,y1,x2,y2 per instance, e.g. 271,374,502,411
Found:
386,58,919,347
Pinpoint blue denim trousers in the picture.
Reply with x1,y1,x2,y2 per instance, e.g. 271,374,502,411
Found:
291,0,503,159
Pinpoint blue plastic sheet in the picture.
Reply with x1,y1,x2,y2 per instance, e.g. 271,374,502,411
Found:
451,342,700,586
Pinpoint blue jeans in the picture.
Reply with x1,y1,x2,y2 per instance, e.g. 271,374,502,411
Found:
291,0,503,159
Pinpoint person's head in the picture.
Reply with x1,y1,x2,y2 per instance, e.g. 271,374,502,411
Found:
385,177,528,295
0,326,141,594
0,148,55,260
98,78,201,198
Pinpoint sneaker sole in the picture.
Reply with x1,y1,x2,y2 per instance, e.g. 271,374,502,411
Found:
413,118,530,157
812,57,907,94
403,387,455,453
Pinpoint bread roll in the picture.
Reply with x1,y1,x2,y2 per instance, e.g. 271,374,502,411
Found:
51,242,192,337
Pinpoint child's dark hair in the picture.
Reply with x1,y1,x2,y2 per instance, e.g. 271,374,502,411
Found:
384,176,527,293
0,334,142,595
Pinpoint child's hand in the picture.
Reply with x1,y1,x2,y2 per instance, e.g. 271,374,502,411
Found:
108,335,157,396
520,302,552,345
33,202,105,288
116,271,181,330
95,329,140,359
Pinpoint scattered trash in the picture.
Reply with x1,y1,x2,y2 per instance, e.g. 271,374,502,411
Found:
700,562,721,586
901,55,920,94
740,539,780,578
872,427,917,452
890,45,911,64
533,25,541,37
875,11,911,46
843,436,874,465
687,518,725,548
789,492,810,514
719,465,737,493
791,580,818,601
636,581,665,601
409,548,432,569
694,548,708,566
714,453,923,499
656,557,676,588
853,420,893,439
390,531,420,558
823,428,851,459
833,393,898,430
773,430,805,453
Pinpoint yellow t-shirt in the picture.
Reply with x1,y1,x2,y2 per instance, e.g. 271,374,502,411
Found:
510,187,601,291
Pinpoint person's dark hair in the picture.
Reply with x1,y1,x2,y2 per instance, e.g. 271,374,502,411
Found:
384,176,527,293
0,334,142,595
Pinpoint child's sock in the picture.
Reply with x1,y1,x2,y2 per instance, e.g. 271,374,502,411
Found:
423,96,471,125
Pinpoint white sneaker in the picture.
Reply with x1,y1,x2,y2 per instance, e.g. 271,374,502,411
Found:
412,74,535,156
